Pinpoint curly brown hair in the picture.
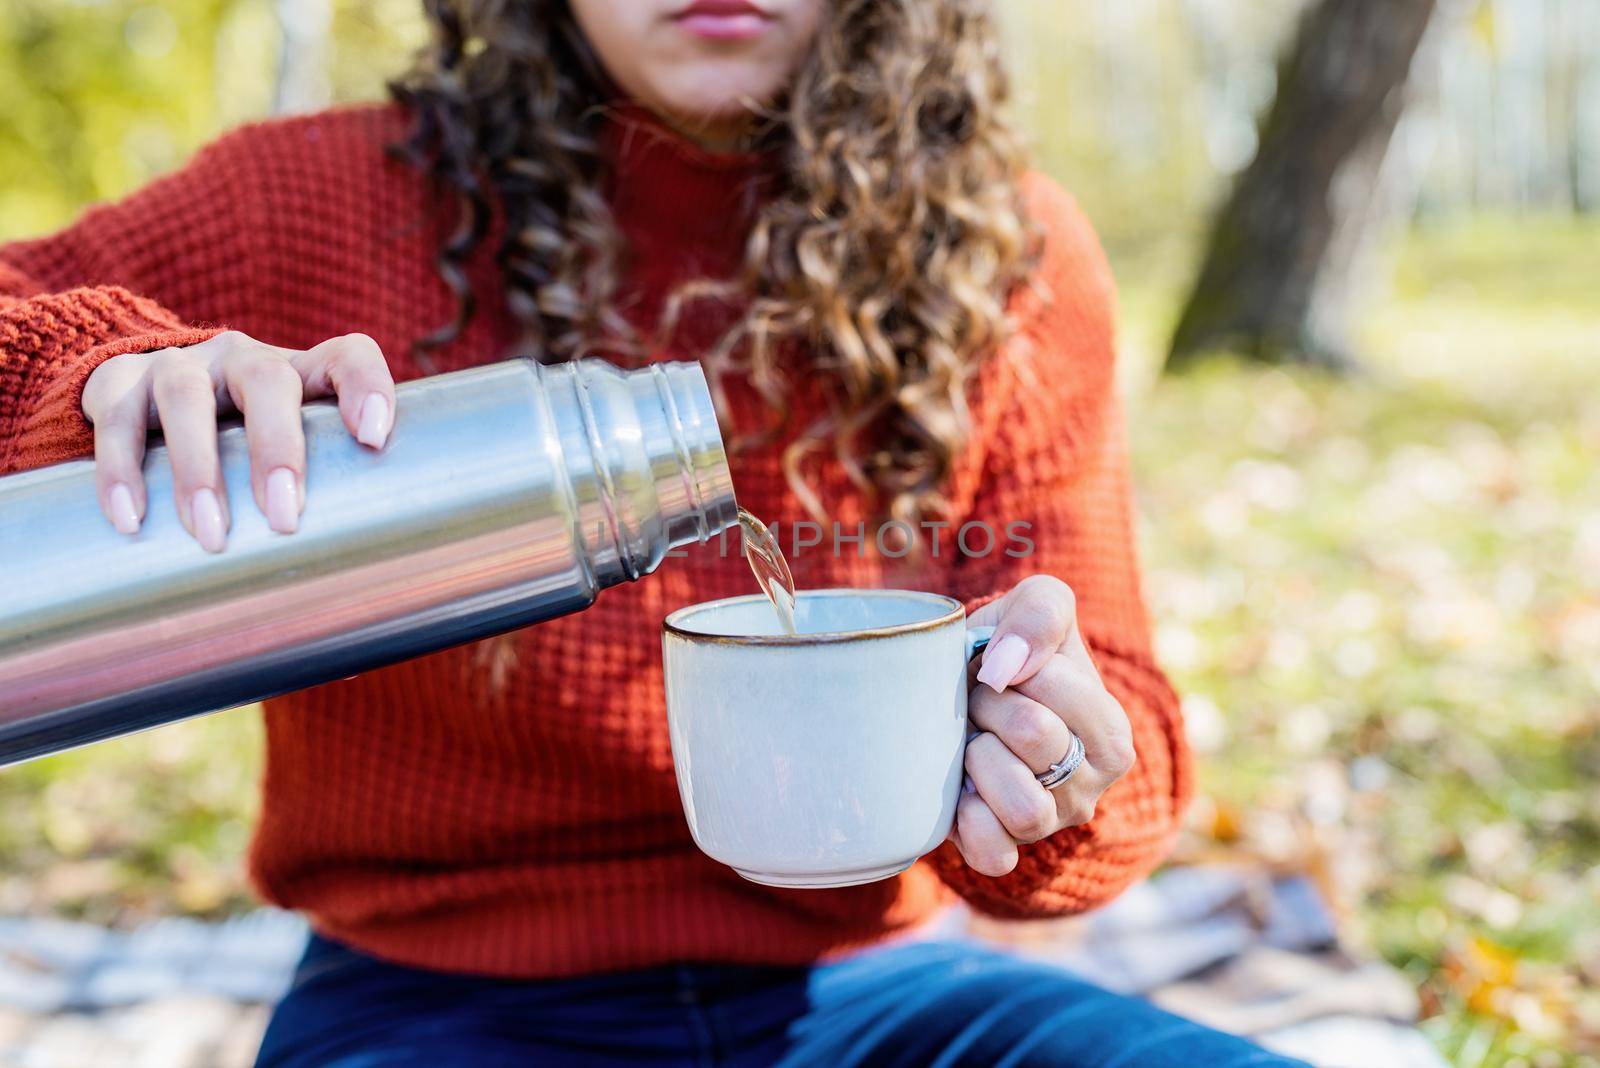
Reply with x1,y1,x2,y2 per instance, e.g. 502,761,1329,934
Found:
390,0,1033,525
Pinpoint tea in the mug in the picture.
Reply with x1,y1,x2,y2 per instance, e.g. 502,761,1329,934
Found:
736,507,798,635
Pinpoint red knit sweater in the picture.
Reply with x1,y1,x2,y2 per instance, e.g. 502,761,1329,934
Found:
0,104,1190,978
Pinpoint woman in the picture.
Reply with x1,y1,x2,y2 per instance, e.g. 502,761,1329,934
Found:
0,1,1304,1065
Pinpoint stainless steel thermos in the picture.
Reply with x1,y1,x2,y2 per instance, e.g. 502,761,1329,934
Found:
0,358,737,766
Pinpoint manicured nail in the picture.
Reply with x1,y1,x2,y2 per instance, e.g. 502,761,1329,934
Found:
192,487,226,553
962,774,977,796
357,394,390,448
108,482,140,535
266,467,299,534
976,633,1029,693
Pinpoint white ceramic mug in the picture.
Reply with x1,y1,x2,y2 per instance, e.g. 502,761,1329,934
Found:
662,588,992,888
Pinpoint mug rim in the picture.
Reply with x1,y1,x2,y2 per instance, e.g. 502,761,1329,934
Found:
662,588,965,646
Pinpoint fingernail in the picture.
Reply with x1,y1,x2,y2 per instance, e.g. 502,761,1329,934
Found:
357,394,390,448
976,633,1029,693
266,467,299,534
108,482,140,535
962,774,977,796
192,487,226,553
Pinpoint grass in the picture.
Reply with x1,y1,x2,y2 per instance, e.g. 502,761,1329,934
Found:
0,714,261,921
1126,214,1600,1067
1,215,1596,1066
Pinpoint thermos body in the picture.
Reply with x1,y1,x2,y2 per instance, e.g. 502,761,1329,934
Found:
0,358,737,766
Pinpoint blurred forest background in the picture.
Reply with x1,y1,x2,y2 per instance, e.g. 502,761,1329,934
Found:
1,1,1597,1065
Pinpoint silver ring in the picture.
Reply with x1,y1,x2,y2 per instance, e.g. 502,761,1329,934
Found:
1036,732,1085,789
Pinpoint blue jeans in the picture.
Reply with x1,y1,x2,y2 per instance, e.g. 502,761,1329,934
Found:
256,934,1308,1067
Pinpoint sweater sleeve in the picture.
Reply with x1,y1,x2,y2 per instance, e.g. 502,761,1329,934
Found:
0,135,252,474
926,176,1193,918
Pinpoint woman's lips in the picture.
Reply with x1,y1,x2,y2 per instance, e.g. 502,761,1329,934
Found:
672,0,774,41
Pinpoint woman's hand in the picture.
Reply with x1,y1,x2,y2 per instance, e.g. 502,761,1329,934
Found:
953,575,1137,877
80,331,395,551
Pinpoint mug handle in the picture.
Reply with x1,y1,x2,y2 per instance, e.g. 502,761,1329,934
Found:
959,626,999,779
965,625,996,665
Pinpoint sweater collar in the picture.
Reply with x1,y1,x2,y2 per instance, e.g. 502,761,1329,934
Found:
599,102,779,271
601,100,772,175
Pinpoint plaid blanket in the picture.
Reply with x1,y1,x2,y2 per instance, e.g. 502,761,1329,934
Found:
0,865,1444,1068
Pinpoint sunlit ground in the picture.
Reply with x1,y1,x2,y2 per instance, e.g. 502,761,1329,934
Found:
1,217,1596,1067
1129,215,1600,1068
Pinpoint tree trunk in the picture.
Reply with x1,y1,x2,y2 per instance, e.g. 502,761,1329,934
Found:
1167,0,1438,372
273,0,332,116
